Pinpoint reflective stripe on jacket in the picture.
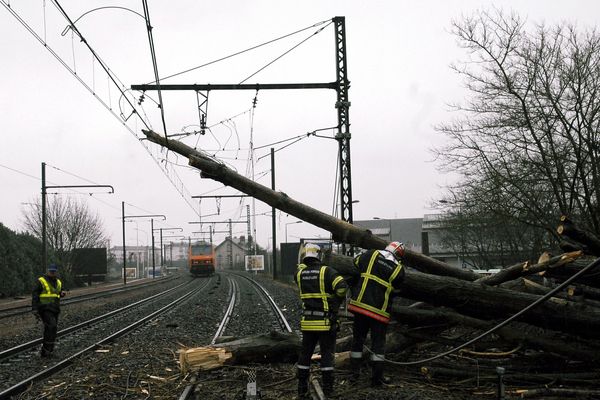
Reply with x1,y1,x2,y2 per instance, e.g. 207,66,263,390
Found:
38,276,62,305
348,250,404,324
295,262,347,332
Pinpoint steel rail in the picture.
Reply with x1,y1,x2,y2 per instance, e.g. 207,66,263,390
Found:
0,275,177,320
231,272,293,333
0,279,191,360
0,278,212,399
210,276,238,345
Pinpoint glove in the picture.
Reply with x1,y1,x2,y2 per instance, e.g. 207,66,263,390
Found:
60,291,66,298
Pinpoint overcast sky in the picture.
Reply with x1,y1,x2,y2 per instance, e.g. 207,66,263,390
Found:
1,0,599,251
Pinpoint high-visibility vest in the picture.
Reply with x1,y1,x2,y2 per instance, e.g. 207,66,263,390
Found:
296,263,346,332
38,277,62,305
348,250,403,323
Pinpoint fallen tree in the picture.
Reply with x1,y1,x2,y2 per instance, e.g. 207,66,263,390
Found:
142,129,479,281
179,331,300,373
325,253,600,338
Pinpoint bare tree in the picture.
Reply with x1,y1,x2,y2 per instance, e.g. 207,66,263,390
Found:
22,196,108,270
435,9,600,264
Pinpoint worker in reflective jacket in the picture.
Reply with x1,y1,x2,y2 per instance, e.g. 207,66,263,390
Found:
348,241,406,387
32,264,66,357
294,243,347,398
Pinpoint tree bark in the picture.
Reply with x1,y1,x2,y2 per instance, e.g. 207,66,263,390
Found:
476,251,583,286
557,216,600,256
390,305,600,362
142,129,479,281
324,253,600,338
179,331,300,373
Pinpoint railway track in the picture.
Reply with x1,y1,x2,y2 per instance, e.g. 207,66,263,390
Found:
180,272,294,400
0,276,213,398
0,275,178,320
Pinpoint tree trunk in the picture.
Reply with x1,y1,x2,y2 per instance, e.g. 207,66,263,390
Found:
179,331,300,373
390,305,600,362
476,251,583,286
142,129,479,281
557,216,600,256
325,253,600,338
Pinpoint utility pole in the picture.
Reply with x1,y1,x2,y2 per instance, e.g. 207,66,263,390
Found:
151,219,155,278
333,16,354,255
271,148,277,279
122,202,126,285
134,17,354,253
228,219,233,269
42,162,47,271
246,205,251,255
41,162,114,272
122,208,165,282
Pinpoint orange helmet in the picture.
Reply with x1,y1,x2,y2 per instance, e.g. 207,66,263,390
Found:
385,241,405,260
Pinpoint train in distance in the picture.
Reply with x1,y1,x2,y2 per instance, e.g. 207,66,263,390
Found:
189,241,216,277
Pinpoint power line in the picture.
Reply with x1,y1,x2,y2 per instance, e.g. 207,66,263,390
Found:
239,21,332,84
152,18,332,84
0,163,39,180
2,1,200,217
141,0,168,139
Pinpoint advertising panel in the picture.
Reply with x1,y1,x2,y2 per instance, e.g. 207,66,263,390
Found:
245,255,264,271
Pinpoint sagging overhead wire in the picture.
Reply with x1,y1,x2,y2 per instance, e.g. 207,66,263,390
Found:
151,18,332,84
255,126,337,162
141,0,168,141
4,1,199,217
49,0,151,132
255,126,337,151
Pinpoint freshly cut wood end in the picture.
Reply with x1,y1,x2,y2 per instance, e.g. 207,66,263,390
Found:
178,347,233,373
537,252,551,264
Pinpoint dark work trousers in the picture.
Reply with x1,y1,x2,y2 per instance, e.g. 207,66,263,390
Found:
297,329,336,371
39,309,59,353
350,313,388,361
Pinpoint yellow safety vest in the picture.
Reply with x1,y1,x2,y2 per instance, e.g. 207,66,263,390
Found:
38,276,62,305
296,264,345,332
348,250,403,323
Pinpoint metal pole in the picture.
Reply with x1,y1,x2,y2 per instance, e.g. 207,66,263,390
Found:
41,162,47,271
122,201,127,285
271,148,277,280
151,219,156,278
160,228,163,267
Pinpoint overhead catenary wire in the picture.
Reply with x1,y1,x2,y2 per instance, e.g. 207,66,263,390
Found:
1,1,200,217
0,162,121,212
239,21,332,84
152,18,332,84
141,0,168,140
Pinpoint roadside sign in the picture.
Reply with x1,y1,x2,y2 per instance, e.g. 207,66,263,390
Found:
245,255,264,271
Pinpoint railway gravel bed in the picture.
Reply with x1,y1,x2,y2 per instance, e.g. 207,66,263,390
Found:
6,272,476,399
222,273,290,337
13,275,223,399
0,275,187,351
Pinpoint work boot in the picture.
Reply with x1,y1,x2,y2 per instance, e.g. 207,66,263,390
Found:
40,346,53,358
371,362,392,387
349,357,362,384
322,370,334,397
297,368,310,399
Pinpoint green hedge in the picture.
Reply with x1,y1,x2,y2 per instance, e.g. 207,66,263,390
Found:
0,223,45,298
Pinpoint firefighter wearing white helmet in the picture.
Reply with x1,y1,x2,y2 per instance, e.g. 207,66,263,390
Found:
348,241,406,387
294,242,347,398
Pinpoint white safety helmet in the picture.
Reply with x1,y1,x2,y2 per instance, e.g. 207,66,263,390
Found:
300,242,322,262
